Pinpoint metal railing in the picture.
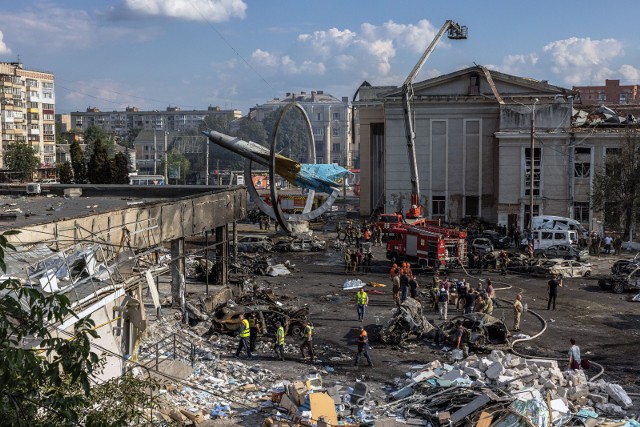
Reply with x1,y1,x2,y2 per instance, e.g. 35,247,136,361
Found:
139,333,197,370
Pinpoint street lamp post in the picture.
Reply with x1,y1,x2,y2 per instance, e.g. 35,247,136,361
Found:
529,98,539,229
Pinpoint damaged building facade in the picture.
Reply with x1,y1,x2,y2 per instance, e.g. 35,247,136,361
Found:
4,188,246,380
355,66,640,233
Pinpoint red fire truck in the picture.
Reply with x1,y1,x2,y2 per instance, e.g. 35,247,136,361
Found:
386,223,467,270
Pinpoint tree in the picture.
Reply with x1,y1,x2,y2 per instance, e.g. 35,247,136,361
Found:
3,142,39,182
57,161,74,184
87,138,112,184
262,108,312,163
70,139,87,183
110,152,129,184
592,128,640,237
164,149,190,184
84,125,115,160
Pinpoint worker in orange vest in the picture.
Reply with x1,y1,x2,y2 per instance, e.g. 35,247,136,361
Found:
354,326,373,367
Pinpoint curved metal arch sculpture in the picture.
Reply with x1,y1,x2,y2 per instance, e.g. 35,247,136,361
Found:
244,102,339,233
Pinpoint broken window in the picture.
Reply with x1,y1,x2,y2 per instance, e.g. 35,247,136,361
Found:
432,196,445,216
574,202,589,223
465,196,479,217
574,162,590,177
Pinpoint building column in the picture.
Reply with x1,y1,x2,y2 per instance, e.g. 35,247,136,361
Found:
216,225,227,285
170,238,185,309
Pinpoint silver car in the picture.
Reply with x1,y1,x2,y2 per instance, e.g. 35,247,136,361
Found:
233,235,273,252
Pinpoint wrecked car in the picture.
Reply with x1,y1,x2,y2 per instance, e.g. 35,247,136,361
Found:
379,298,434,344
599,267,640,294
532,258,592,278
232,235,273,253
272,237,326,252
611,254,640,274
438,313,510,351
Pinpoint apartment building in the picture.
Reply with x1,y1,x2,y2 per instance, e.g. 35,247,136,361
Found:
250,91,354,167
0,62,56,170
573,79,640,105
67,105,242,136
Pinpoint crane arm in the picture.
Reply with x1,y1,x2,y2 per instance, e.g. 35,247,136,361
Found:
401,20,467,219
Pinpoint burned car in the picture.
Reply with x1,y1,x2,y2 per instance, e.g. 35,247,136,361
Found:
437,313,510,351
611,254,640,275
599,267,640,294
379,298,434,344
533,258,592,278
272,237,326,252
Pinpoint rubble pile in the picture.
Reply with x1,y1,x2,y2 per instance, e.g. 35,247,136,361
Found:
378,350,636,426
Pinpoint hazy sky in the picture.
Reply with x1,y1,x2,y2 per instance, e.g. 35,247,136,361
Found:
1,0,638,115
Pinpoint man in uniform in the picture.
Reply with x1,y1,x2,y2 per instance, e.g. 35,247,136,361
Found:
354,326,373,367
356,288,368,322
513,294,523,332
391,264,401,306
454,320,469,358
274,321,285,361
300,320,315,362
235,313,252,359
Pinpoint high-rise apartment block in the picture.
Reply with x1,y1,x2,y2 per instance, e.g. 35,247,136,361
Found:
67,105,242,136
0,62,56,169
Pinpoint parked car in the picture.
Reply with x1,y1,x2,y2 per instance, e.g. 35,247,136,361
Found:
480,231,511,249
599,268,640,294
533,258,592,278
533,244,590,262
232,235,273,252
471,238,494,254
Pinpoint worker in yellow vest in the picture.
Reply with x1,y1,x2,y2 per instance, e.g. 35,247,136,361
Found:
300,320,315,362
274,321,285,361
235,313,252,359
356,288,368,322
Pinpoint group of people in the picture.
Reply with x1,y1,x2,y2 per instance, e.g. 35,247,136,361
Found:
234,313,315,363
429,276,496,321
344,247,373,274
587,232,622,255
389,262,419,306
337,221,384,247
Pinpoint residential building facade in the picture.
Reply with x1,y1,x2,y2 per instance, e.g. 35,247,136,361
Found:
573,79,640,105
66,105,242,136
250,91,354,167
0,62,56,171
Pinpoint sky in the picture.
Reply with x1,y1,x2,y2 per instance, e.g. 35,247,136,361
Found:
1,0,639,116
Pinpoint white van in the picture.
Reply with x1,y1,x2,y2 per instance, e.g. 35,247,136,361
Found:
532,215,588,239
526,229,579,250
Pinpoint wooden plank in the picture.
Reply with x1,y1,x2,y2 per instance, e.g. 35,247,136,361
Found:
476,411,493,427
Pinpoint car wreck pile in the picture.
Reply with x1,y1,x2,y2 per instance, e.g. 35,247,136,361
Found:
379,298,434,344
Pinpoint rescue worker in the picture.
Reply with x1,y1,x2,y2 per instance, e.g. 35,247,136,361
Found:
356,288,368,322
455,319,469,358
391,265,401,306
354,326,374,367
274,321,285,361
300,320,315,362
498,250,509,275
364,227,371,242
482,293,494,315
408,274,419,299
343,250,351,274
248,312,262,353
235,313,252,359
399,268,409,303
513,294,523,332
437,286,449,321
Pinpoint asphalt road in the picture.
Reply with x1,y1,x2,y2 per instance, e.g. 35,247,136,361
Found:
235,223,640,404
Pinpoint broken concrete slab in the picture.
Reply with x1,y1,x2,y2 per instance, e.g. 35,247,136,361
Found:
605,383,633,409
451,393,491,424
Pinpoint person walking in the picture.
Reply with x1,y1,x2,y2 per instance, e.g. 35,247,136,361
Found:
356,288,368,322
354,326,374,368
300,320,315,362
391,265,401,306
235,313,252,359
437,286,449,321
455,319,469,358
248,312,261,353
463,289,477,314
343,250,351,274
274,321,285,361
513,294,523,332
568,338,581,370
547,275,562,310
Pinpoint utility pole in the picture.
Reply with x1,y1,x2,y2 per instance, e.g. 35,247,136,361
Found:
529,98,539,229
205,136,209,185
153,131,157,175
164,131,168,184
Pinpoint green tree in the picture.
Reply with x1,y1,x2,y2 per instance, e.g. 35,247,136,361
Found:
262,108,312,163
70,139,87,183
163,149,190,184
3,141,39,182
110,152,130,184
592,128,640,237
84,125,115,160
57,161,74,184
87,138,112,184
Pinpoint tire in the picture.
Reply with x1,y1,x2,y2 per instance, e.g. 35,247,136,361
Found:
583,270,591,277
536,253,545,259
612,282,625,294
390,252,400,264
